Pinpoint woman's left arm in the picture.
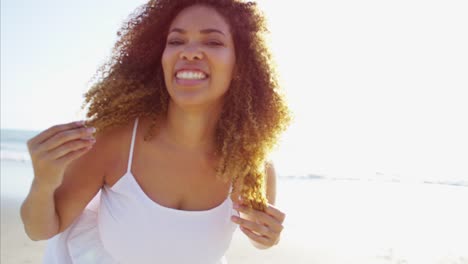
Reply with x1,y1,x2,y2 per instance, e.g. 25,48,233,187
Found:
231,162,286,249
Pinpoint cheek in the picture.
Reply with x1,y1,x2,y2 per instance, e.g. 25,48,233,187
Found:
226,54,236,76
161,48,174,78
214,52,236,82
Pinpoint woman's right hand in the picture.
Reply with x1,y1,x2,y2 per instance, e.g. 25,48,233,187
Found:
27,121,96,190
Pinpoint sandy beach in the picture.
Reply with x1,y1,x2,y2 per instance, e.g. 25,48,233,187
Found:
1,160,467,263
0,196,311,264
0,189,318,264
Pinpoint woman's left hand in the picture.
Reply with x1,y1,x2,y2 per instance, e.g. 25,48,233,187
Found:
231,202,285,249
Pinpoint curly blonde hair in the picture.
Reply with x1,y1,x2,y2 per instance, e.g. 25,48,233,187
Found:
83,0,291,211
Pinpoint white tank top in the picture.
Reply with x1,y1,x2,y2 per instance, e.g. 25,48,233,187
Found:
43,118,239,264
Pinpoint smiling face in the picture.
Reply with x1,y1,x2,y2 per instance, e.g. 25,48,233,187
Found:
161,5,236,109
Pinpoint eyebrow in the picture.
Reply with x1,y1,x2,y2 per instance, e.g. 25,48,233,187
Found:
169,28,226,36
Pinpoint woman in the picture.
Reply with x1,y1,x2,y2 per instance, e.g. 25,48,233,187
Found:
20,0,291,263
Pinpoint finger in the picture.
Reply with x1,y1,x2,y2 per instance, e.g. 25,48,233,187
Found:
29,121,86,147
231,216,275,239
265,204,286,223
47,138,96,160
56,145,93,166
239,226,272,247
40,126,96,152
235,204,284,233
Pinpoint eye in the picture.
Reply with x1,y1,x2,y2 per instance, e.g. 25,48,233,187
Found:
206,40,224,46
167,39,184,46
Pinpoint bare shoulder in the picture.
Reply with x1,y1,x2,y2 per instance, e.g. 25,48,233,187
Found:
230,161,278,205
265,161,277,205
54,121,133,233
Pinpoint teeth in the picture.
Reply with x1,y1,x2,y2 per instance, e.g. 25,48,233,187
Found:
176,71,207,80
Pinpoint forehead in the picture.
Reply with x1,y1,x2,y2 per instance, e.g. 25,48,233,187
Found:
169,5,231,33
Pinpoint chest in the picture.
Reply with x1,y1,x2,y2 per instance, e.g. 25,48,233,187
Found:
105,140,231,211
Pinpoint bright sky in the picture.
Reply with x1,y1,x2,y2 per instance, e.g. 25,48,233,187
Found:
2,0,467,180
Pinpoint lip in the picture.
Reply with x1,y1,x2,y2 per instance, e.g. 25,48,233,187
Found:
174,67,209,76
175,77,208,86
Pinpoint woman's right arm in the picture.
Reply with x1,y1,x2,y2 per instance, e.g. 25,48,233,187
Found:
20,121,105,241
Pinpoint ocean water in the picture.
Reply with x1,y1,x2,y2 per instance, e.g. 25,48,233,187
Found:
1,129,39,162
2,128,467,187
1,128,467,200
1,129,38,198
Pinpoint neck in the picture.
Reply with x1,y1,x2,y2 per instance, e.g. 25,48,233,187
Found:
162,101,223,152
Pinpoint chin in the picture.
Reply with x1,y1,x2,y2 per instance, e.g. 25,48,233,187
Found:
171,94,225,112
168,88,223,109
170,96,213,110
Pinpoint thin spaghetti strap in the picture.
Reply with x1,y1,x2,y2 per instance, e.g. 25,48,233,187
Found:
127,117,139,173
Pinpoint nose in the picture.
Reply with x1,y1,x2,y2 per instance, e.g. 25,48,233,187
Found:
179,44,203,61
